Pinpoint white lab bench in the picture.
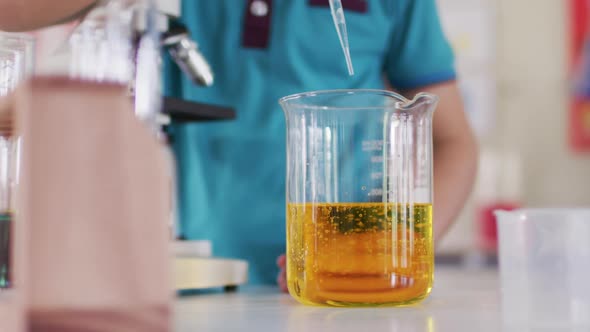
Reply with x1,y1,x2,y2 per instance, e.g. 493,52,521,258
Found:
175,267,503,332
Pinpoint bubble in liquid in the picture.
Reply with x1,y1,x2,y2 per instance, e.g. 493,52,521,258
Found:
361,186,367,191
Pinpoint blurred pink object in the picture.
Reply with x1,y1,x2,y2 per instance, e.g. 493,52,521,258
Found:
2,77,172,332
477,202,520,253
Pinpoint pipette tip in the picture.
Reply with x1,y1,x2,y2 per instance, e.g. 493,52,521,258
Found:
346,62,354,76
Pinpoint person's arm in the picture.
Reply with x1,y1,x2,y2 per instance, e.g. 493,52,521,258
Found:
0,0,96,31
402,82,478,241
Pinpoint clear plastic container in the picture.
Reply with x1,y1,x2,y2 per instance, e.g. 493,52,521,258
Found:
495,209,590,330
279,90,438,306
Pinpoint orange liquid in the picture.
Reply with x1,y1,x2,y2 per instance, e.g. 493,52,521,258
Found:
287,202,433,306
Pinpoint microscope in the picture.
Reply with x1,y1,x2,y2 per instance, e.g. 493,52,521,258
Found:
143,0,249,291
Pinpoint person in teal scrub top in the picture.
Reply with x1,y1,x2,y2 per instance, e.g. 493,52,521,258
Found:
0,0,478,289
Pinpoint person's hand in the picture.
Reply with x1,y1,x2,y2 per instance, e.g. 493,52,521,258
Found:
276,254,288,293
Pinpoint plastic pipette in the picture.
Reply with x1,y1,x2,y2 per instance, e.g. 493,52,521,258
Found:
328,0,354,76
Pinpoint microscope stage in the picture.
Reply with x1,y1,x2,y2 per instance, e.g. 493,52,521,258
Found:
173,241,249,291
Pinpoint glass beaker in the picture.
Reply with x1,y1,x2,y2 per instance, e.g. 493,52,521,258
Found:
279,89,438,306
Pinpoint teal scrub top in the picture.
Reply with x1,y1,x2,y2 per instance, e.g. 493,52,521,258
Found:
164,0,455,285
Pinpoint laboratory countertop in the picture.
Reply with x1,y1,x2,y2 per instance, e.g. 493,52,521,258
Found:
175,267,503,332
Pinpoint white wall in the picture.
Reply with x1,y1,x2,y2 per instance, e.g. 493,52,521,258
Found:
495,0,590,207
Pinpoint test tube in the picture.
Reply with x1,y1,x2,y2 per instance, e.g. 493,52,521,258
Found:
0,33,32,290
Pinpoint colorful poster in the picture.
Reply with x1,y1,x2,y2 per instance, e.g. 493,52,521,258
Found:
570,0,590,152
